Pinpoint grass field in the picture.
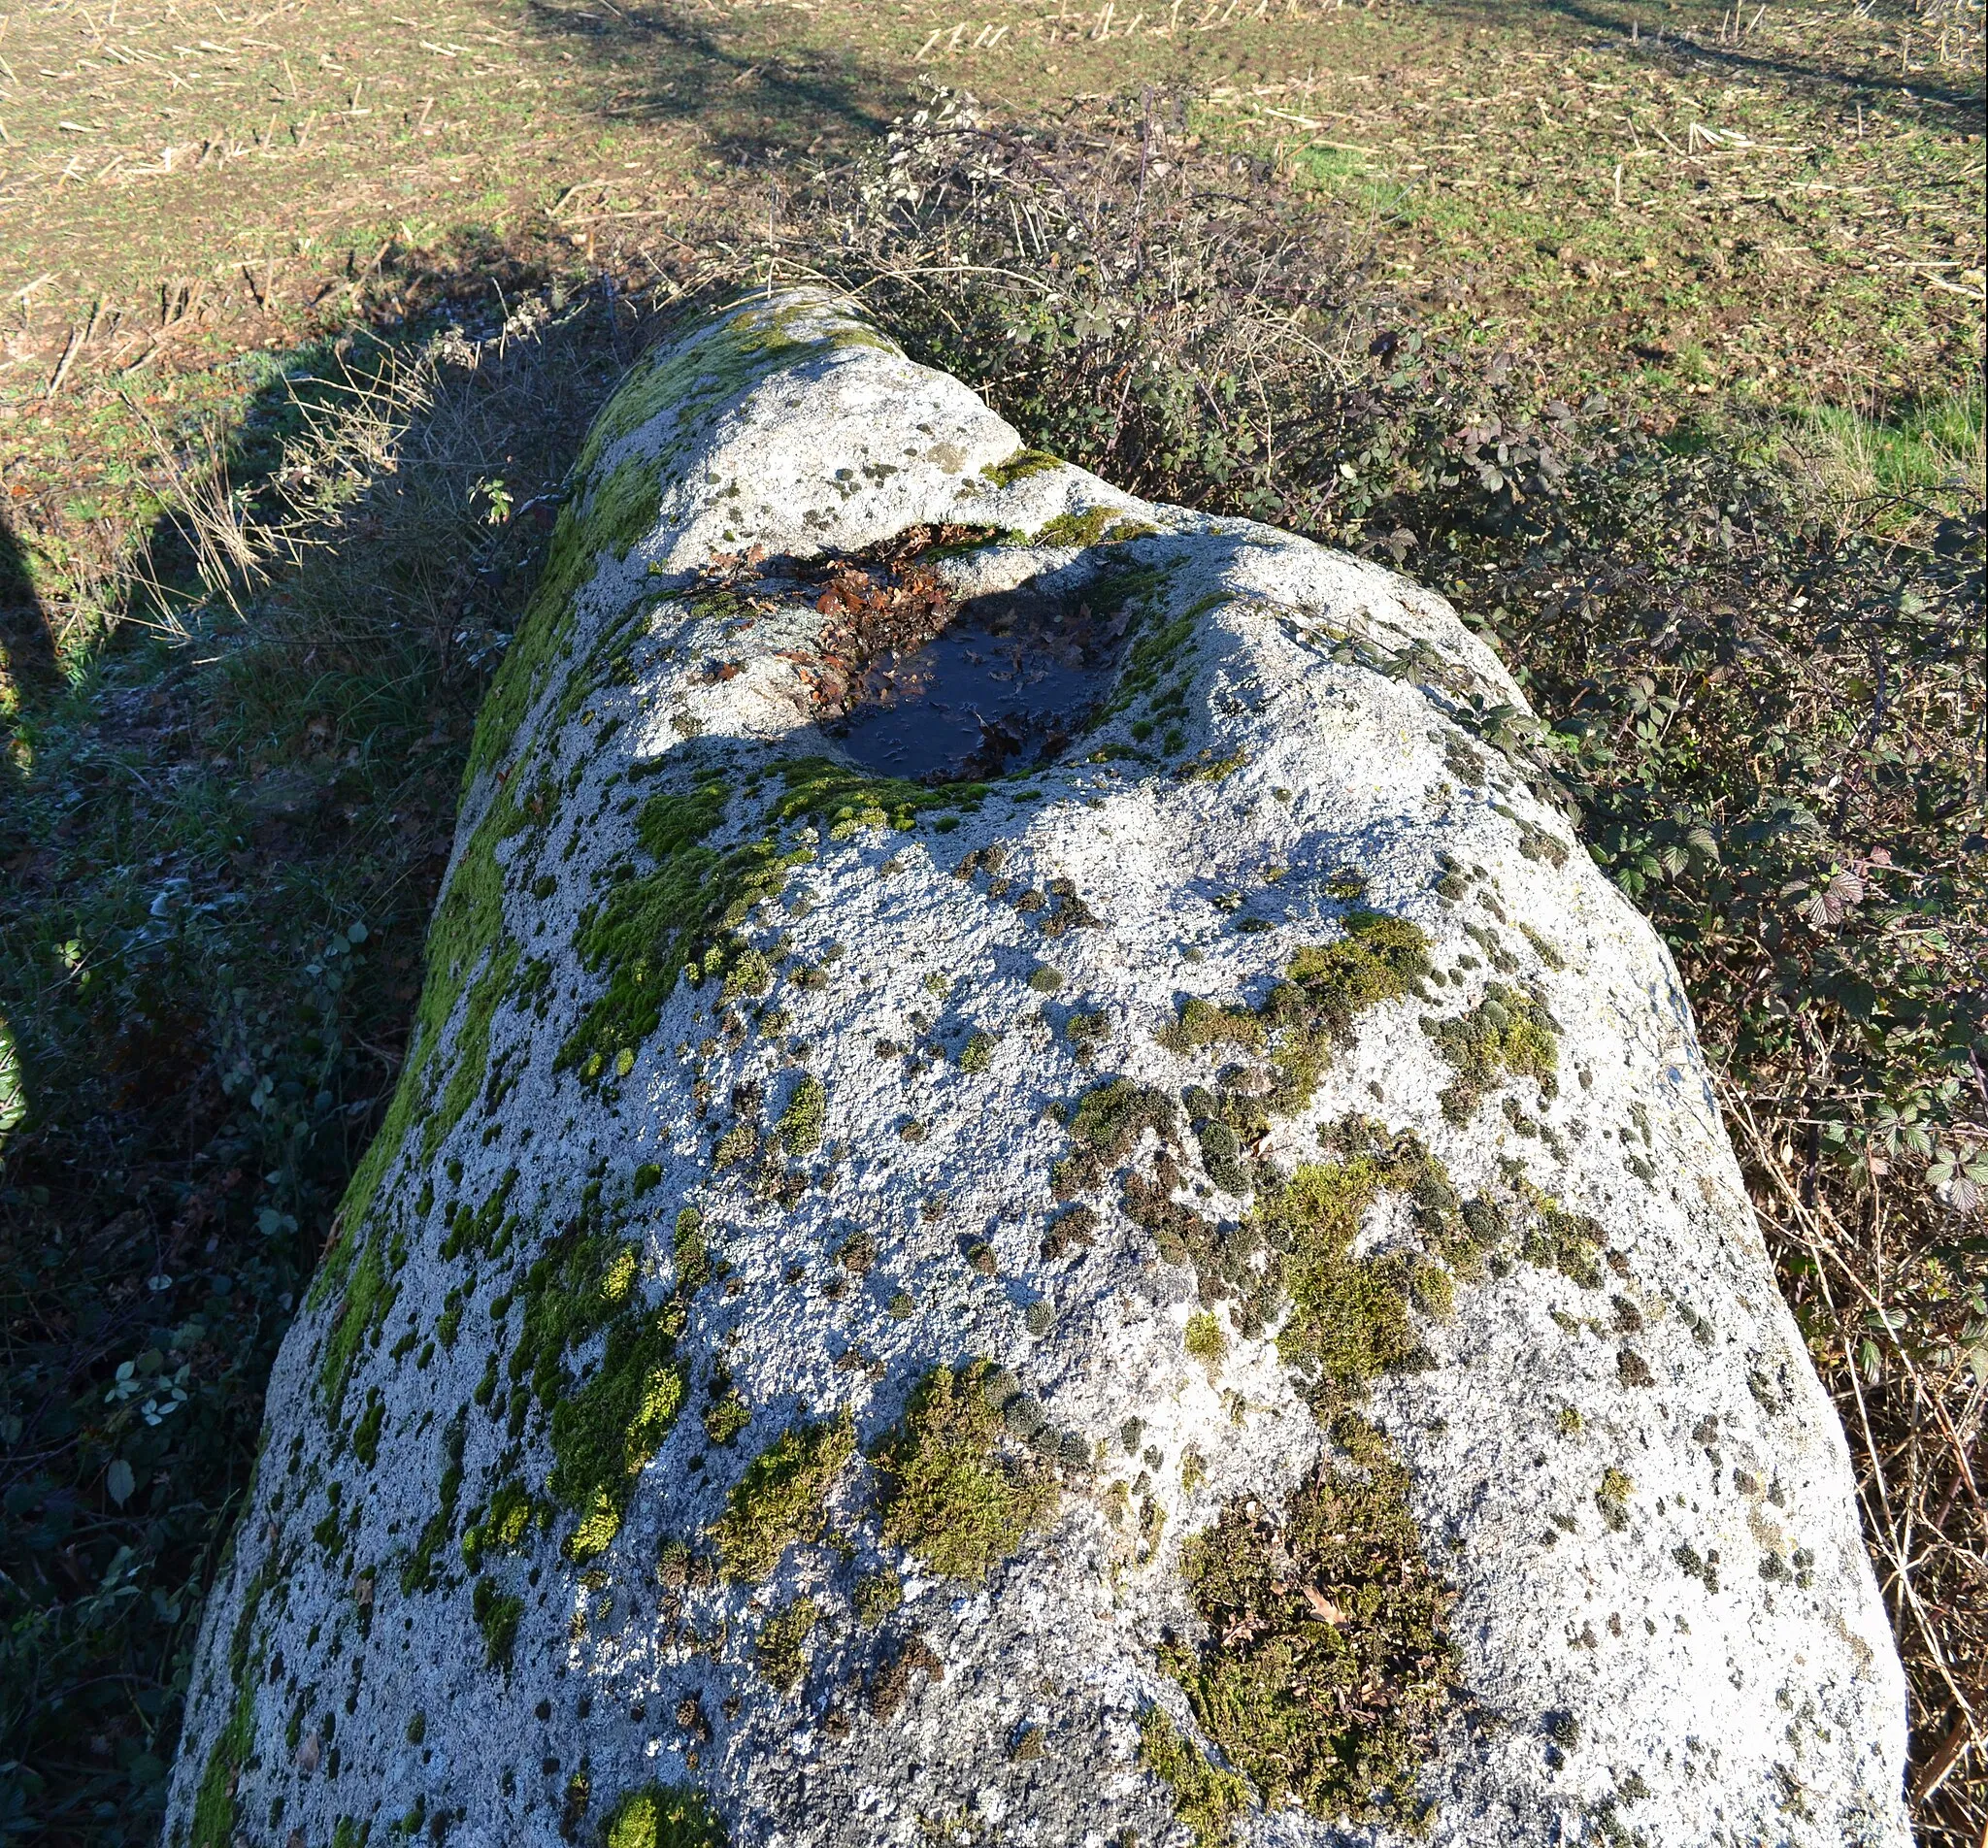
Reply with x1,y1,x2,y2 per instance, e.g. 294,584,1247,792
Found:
1,1,1982,1842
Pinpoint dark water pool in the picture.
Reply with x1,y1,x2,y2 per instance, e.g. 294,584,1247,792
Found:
824,584,1115,784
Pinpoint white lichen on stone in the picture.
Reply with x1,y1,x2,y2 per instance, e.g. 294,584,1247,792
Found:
164,291,1908,1848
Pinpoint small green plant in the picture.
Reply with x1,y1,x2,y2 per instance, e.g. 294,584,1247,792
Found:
1137,1708,1248,1846
710,1413,856,1581
870,1363,1059,1583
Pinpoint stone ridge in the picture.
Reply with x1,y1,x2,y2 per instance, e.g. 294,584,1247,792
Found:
165,290,1908,1848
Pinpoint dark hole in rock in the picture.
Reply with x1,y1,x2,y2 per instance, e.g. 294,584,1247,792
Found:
730,528,1137,782
801,542,1124,783
825,583,1117,782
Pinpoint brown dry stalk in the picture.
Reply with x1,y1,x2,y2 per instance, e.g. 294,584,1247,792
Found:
1721,1079,1986,1838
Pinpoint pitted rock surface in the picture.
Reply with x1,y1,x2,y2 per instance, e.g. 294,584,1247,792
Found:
165,291,1909,1848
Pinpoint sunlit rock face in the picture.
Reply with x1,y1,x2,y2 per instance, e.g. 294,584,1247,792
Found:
165,292,1908,1848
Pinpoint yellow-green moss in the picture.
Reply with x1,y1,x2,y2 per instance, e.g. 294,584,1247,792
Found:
1138,1707,1249,1848
1597,1468,1634,1532
599,1781,728,1848
710,1413,856,1581
561,756,978,1085
767,755,983,829
554,1321,685,1562
501,1210,690,1564
1160,916,1432,1115
461,1478,545,1570
1184,1311,1228,1373
1157,998,1265,1056
1161,1412,1458,1829
558,780,734,1079
425,939,520,1161
981,446,1062,486
870,1363,1059,1584
754,1596,819,1694
1035,506,1158,548
1263,1158,1432,1404
188,1685,255,1848
777,1075,826,1155
1424,981,1559,1123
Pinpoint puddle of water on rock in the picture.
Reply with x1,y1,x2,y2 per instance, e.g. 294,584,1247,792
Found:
825,584,1114,783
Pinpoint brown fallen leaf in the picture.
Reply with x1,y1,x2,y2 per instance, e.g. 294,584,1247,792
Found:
1301,1584,1346,1625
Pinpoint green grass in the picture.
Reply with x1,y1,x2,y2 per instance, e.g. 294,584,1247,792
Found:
1801,380,1986,502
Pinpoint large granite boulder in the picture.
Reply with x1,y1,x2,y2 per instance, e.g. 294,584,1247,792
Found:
165,292,1908,1848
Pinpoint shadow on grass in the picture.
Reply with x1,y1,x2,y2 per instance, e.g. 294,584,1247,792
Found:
0,239,670,1846
1456,0,1987,120
0,512,57,702
524,0,916,159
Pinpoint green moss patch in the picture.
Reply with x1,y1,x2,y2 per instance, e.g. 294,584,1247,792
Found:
1423,981,1559,1123
534,1254,686,1559
1138,1707,1249,1848
599,1781,729,1848
981,446,1062,486
317,1235,391,1421
1162,1412,1459,1829
1052,1077,1177,1198
559,779,748,1081
1160,915,1432,1115
1034,506,1158,548
754,1596,820,1694
400,1409,467,1596
473,1575,525,1669
777,1075,826,1155
1262,1147,1451,1411
562,756,982,1086
1519,1201,1607,1290
188,1685,255,1848
552,1323,685,1562
496,1185,710,1564
1184,1311,1228,1373
767,755,982,831
461,1478,546,1571
870,1362,1059,1583
1157,998,1265,1057
711,1413,856,1581
319,766,541,1386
